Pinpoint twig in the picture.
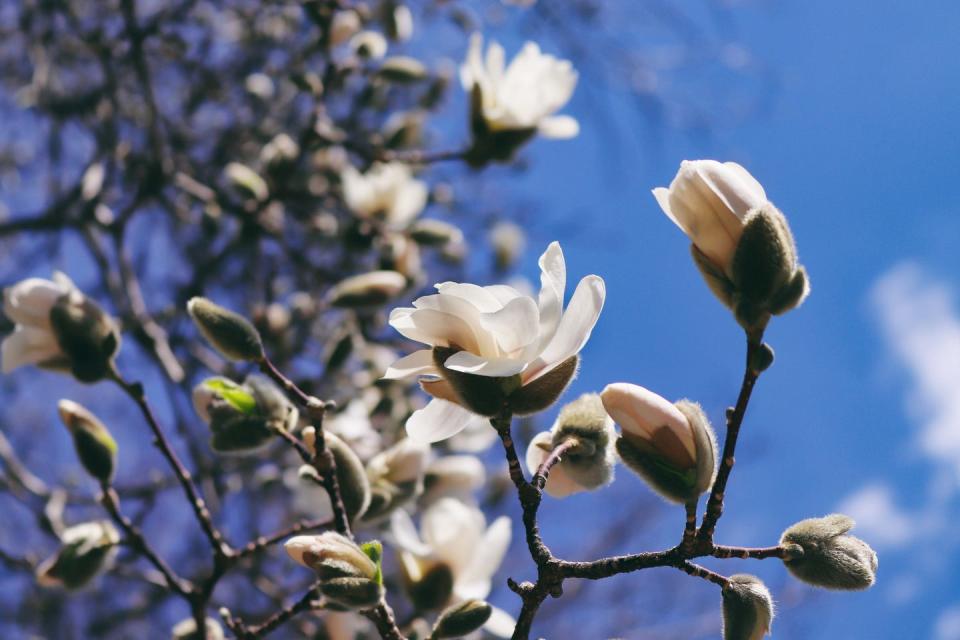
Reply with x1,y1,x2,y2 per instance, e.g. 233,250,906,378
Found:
676,561,729,587
712,545,786,560
232,518,332,561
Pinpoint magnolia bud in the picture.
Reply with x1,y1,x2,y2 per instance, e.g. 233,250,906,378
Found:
362,439,430,522
722,574,774,640
58,400,117,484
432,599,493,639
37,521,119,590
386,4,413,42
285,532,378,580
409,219,464,247
303,430,372,521
224,162,268,201
260,133,300,172
329,10,361,47
602,384,717,504
525,394,616,498
780,514,878,590
48,286,120,383
350,31,388,60
378,56,428,83
187,297,263,361
193,376,296,454
321,577,384,610
490,221,526,272
171,617,226,640
327,271,407,308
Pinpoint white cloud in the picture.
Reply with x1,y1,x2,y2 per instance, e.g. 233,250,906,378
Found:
870,263,960,476
936,605,960,640
836,483,913,548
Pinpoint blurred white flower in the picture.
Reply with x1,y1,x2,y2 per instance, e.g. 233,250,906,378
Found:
391,498,513,636
383,241,605,443
460,34,578,138
447,417,500,452
341,162,428,229
420,455,486,506
327,398,382,460
3,272,79,374
329,10,361,47
350,30,388,60
652,160,768,276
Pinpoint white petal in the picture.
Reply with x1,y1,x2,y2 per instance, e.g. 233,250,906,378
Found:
537,115,579,139
1,326,62,373
479,295,540,356
434,282,507,313
653,186,684,232
447,421,500,452
406,399,481,443
483,606,518,639
456,515,512,599
3,278,63,327
525,275,605,383
695,160,767,221
390,306,481,355
382,349,436,380
600,383,694,459
542,464,585,498
443,350,528,377
536,242,566,348
389,179,428,227
524,431,553,476
423,498,484,572
388,509,432,556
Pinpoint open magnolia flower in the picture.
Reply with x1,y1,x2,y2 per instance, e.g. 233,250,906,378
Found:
391,497,515,637
460,33,578,162
653,160,809,328
2,272,119,381
341,161,428,229
383,241,605,443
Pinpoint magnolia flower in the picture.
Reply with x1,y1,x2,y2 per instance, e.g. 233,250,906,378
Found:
341,162,428,229
652,160,767,277
2,272,118,381
420,455,486,507
383,241,605,443
601,383,716,504
391,498,514,636
460,34,578,139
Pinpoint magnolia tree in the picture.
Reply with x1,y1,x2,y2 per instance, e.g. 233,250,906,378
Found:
0,1,876,638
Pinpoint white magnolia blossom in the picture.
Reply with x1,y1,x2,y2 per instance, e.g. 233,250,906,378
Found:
2,272,75,374
460,34,578,138
384,241,605,443
652,160,768,276
327,397,382,460
341,162,428,229
391,498,515,637
420,455,486,507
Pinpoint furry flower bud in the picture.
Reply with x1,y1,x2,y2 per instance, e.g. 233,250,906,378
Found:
285,532,379,580
187,297,263,361
58,400,118,484
722,574,774,640
302,429,372,521
321,576,384,610
432,599,493,639
602,384,717,504
653,160,809,331
193,375,297,454
525,393,616,498
779,514,878,590
36,521,119,590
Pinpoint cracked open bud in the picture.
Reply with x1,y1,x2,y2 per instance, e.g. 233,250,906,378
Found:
36,520,119,590
779,514,878,590
187,297,263,361
302,429,372,521
58,400,117,484
193,375,297,454
602,383,716,504
722,574,774,640
327,270,407,308
525,393,616,498
653,160,809,331
285,533,384,610
2,272,120,382
363,438,430,522
409,219,465,248
432,599,493,639
171,617,225,640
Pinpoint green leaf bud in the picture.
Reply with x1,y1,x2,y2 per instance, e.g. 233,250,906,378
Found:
187,297,263,362
432,599,493,639
193,375,296,454
58,400,118,484
780,514,878,590
36,521,119,590
722,574,774,640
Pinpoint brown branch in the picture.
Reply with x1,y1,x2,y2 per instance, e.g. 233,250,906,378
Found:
712,545,786,560
232,518,332,561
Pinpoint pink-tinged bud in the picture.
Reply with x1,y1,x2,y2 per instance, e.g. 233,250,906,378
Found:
284,532,377,581
601,383,716,504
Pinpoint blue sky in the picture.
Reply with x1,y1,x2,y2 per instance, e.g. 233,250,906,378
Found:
483,1,960,638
